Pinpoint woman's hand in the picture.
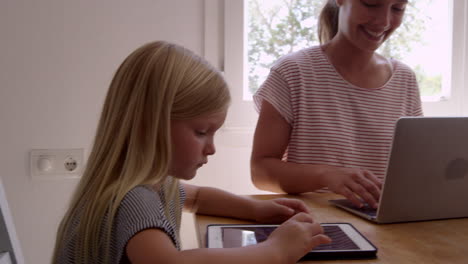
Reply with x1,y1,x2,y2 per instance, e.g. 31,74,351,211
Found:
321,166,382,208
266,212,331,263
253,198,310,223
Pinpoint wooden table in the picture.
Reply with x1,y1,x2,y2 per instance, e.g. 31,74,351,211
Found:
194,192,468,263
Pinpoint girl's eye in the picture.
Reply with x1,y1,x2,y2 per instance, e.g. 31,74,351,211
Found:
195,130,207,136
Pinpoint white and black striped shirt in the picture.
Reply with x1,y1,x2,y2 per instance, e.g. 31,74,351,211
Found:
57,177,185,263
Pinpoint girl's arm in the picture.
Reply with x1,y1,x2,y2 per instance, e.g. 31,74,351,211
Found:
126,212,330,264
183,183,309,223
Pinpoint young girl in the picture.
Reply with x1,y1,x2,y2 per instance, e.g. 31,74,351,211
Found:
251,0,423,208
52,41,330,264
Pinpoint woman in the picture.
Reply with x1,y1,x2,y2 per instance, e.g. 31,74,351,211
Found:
251,0,422,208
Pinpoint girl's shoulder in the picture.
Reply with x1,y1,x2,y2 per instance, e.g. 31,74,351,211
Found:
122,179,183,209
115,185,168,229
127,185,157,197
120,185,162,211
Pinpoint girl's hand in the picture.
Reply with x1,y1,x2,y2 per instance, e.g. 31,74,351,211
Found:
266,212,331,263
321,166,382,208
253,198,310,223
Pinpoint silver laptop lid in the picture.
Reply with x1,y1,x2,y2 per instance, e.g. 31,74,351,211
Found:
377,117,468,223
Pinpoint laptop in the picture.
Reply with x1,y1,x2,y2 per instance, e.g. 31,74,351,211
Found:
329,117,468,224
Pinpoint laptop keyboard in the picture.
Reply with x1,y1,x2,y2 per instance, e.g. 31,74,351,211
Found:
358,205,377,217
335,199,377,217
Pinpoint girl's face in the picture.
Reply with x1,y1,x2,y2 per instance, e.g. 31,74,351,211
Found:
336,0,407,51
169,111,227,180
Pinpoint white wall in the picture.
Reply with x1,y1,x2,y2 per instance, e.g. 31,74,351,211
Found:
2,1,468,263
0,1,261,263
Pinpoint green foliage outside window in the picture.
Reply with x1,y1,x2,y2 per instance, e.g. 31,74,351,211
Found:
247,0,441,96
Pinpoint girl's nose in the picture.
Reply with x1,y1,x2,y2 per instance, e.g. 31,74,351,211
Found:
204,139,216,156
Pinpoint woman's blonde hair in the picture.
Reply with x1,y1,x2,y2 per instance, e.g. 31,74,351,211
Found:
52,41,230,263
318,0,340,44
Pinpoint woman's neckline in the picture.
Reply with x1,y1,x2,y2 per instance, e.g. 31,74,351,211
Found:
317,45,397,90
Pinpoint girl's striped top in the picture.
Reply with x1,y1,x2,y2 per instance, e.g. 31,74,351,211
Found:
56,177,185,263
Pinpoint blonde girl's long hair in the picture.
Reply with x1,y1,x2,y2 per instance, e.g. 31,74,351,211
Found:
318,0,340,44
52,41,231,263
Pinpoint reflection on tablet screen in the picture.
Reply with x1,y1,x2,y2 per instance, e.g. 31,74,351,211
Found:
221,225,358,250
221,226,275,247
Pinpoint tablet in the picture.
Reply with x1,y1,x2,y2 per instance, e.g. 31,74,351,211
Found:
206,223,377,260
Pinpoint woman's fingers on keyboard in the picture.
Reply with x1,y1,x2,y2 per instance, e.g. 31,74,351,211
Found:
349,172,380,208
341,186,363,208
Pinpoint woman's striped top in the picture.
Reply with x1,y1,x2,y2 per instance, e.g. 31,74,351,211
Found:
254,45,423,179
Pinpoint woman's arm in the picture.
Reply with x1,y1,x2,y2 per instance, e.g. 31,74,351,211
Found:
251,100,332,193
251,101,381,208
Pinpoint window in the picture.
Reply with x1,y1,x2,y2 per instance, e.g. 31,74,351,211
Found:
205,0,468,131
247,0,452,102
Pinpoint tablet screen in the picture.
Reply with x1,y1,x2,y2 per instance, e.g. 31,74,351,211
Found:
207,223,377,260
220,225,358,250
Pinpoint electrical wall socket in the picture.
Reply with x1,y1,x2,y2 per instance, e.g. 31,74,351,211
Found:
30,148,84,179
